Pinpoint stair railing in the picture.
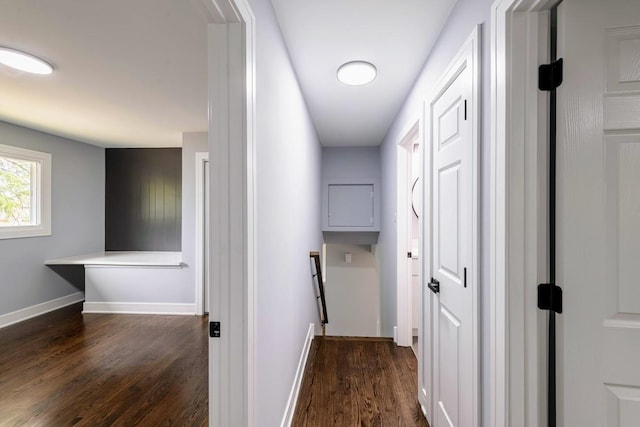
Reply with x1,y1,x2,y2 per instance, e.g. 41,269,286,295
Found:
309,251,328,336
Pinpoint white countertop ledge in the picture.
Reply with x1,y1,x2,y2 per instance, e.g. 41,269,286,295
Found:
45,251,184,267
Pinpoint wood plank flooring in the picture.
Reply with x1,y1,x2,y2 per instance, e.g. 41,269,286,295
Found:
292,337,429,427
0,303,208,426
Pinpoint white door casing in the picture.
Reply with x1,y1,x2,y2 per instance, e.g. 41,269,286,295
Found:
411,142,422,334
556,1,640,425
397,121,420,348
425,26,480,427
207,0,257,426
490,1,555,426
195,152,210,315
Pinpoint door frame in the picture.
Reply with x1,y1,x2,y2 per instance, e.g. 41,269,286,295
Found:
489,1,558,426
423,25,481,426
195,152,209,315
396,120,420,348
205,0,257,426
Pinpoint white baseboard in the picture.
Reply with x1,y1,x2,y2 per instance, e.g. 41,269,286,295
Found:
82,302,196,315
393,326,398,343
0,292,85,329
281,323,315,427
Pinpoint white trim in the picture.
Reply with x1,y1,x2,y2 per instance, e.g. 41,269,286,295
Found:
82,302,196,315
396,120,420,348
195,152,209,316
0,143,51,240
207,0,257,425
280,323,315,427
0,292,84,329
490,1,555,427
425,25,481,427
419,92,433,418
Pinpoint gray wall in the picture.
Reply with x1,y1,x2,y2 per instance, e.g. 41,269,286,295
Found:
248,0,324,425
181,132,208,309
377,0,493,424
325,244,380,337
0,121,105,316
322,146,381,244
322,146,381,179
322,147,382,336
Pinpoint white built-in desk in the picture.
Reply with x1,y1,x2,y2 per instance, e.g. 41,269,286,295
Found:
46,251,184,267
46,252,193,315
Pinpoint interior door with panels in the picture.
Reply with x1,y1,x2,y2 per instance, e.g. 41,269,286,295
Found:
425,27,479,427
556,1,640,425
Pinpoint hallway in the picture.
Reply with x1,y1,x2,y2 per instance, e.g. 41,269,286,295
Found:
292,337,428,426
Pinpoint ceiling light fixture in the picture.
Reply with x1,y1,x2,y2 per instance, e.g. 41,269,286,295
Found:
337,61,377,86
0,47,53,75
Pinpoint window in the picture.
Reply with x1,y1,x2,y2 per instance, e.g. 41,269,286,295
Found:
0,144,51,239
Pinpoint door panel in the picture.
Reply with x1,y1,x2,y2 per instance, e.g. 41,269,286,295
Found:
430,40,475,427
438,163,461,280
557,1,640,425
438,305,460,427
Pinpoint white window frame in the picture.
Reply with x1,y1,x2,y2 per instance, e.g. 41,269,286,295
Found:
0,144,51,239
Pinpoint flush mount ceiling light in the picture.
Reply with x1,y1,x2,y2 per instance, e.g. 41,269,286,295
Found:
0,47,53,75
337,61,377,86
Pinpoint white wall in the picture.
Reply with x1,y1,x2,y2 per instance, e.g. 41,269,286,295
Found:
0,121,104,316
325,244,379,337
377,0,494,424
248,0,324,425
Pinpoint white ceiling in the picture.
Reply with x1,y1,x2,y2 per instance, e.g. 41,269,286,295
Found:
0,1,457,149
0,0,209,148
270,0,458,147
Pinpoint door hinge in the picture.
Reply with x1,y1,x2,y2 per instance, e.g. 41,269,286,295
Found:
209,321,221,338
538,58,563,91
407,251,412,258
537,283,563,313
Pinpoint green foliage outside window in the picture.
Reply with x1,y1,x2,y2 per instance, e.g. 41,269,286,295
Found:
0,156,33,226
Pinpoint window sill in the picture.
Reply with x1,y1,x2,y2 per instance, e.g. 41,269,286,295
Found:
0,225,52,240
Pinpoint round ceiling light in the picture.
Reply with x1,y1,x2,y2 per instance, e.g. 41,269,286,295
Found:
0,47,53,75
337,61,377,86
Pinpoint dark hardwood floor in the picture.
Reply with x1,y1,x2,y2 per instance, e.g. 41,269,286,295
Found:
0,303,208,426
292,337,429,427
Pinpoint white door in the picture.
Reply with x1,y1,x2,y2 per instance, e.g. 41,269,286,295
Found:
425,29,478,427
557,1,640,425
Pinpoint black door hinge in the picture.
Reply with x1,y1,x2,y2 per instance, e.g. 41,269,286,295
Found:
407,251,412,258
538,283,563,313
539,58,563,91
210,321,221,338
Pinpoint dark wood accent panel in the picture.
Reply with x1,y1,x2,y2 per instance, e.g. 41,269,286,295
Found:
105,148,182,251
0,303,207,426
292,337,429,426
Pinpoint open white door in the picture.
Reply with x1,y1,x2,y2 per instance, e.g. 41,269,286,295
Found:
556,1,640,425
424,27,479,427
